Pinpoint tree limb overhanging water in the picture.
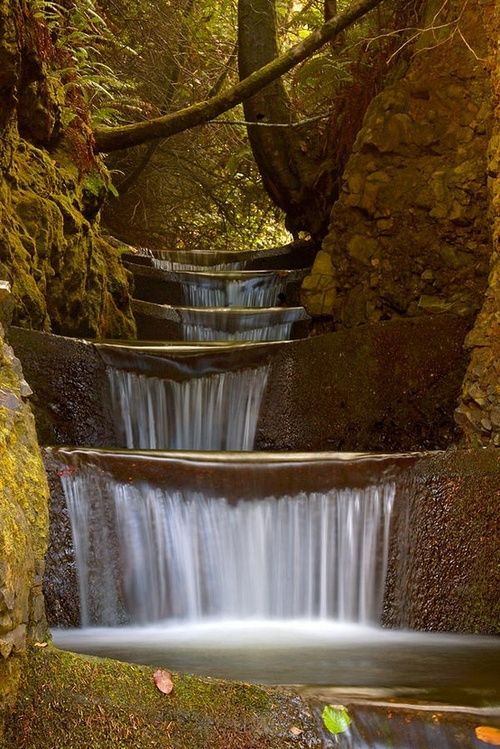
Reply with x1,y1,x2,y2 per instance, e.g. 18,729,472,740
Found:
93,0,386,152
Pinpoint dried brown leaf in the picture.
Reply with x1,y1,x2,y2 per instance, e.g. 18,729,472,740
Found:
153,669,174,695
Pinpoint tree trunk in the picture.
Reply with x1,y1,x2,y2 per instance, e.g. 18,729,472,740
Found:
238,0,305,228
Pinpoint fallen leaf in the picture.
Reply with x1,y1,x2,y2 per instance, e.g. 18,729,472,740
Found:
475,726,500,745
153,669,173,695
290,726,303,736
322,704,352,736
33,641,48,648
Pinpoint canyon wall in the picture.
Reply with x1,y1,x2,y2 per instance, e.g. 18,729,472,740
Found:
0,289,49,738
303,0,499,445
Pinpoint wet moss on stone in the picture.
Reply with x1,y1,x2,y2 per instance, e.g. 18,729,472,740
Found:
5,647,323,749
0,323,49,739
0,0,135,340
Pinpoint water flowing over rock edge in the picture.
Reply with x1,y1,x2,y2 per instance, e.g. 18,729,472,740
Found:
10,314,471,452
43,447,500,635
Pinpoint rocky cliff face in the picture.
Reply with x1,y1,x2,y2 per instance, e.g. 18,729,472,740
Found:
0,288,49,739
0,0,135,338
303,0,498,445
456,0,500,446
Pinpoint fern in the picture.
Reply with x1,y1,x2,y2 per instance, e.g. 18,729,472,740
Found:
36,0,137,125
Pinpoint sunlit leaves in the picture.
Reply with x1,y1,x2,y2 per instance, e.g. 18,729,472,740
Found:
322,704,352,736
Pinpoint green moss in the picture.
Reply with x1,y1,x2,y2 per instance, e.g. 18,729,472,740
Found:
0,330,50,738
0,138,137,338
5,647,321,749
0,0,136,340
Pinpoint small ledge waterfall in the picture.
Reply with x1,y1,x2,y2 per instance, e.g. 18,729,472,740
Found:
153,258,244,272
174,306,308,343
181,276,289,308
182,321,294,341
108,365,269,450
61,469,396,627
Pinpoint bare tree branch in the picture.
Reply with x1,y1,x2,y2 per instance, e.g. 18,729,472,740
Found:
207,113,331,128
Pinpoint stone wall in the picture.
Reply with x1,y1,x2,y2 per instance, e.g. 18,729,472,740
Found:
384,449,500,634
303,0,494,329
0,290,49,739
0,0,135,338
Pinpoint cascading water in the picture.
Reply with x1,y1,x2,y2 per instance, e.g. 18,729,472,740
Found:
107,365,269,450
176,306,308,343
182,321,294,341
181,276,289,308
60,469,395,627
153,259,244,272
45,240,500,748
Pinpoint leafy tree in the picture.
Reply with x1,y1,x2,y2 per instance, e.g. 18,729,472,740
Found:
92,0,386,151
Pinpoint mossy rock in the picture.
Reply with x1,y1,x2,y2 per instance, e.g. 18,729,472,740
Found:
0,325,49,738
5,647,323,749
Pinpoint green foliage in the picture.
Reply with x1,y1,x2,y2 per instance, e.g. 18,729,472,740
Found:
35,0,137,125
322,704,352,737
100,0,291,251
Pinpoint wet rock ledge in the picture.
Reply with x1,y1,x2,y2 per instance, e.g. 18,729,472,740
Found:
10,312,471,452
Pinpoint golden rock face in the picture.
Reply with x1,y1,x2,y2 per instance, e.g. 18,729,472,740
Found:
302,0,499,445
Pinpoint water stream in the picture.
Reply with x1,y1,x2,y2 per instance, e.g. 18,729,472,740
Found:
60,468,395,626
177,305,308,341
107,364,269,450
153,258,243,271
51,252,500,747
180,273,290,307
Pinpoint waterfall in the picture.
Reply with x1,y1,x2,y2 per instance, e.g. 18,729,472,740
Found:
176,306,307,342
153,259,244,272
182,322,294,341
60,470,395,627
181,276,288,308
107,365,269,450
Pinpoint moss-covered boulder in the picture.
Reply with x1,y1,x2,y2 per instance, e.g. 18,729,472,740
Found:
0,310,49,739
0,0,135,338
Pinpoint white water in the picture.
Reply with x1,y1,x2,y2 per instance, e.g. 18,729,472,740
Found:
107,365,269,450
181,276,289,308
60,473,395,627
182,322,294,341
